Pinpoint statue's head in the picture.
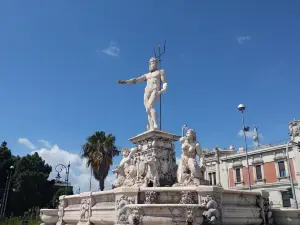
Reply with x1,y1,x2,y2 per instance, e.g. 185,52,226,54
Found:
149,57,158,72
186,129,196,141
122,148,130,157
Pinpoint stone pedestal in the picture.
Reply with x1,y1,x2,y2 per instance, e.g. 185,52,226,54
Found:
129,129,180,187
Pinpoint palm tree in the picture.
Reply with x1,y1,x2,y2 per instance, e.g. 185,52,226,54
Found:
81,131,120,191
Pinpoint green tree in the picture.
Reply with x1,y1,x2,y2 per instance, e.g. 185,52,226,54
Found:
7,152,56,216
81,131,120,191
0,141,14,190
51,187,73,208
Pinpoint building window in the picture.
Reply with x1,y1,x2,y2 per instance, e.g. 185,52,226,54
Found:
208,172,217,186
255,165,263,180
208,173,212,185
278,161,286,177
213,172,216,185
235,168,241,183
282,191,291,207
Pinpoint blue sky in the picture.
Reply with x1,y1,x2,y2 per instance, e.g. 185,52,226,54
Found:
0,1,300,189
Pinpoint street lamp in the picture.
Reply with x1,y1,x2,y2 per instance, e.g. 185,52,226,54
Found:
0,165,14,218
286,141,298,209
55,162,70,195
238,104,252,191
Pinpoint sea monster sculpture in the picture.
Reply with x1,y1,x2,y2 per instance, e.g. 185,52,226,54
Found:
113,148,138,188
175,129,205,186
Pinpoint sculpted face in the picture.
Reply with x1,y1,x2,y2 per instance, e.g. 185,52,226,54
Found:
149,57,158,72
186,129,196,141
122,149,130,157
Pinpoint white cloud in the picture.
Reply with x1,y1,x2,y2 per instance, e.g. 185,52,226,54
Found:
29,140,116,192
237,36,251,44
38,140,52,149
18,138,36,150
101,41,120,57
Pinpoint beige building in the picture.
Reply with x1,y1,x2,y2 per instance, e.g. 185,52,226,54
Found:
202,120,300,208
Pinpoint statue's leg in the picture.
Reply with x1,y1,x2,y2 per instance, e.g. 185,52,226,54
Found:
148,90,159,129
188,158,197,178
144,91,153,130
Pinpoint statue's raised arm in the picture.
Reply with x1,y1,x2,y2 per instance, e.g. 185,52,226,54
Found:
117,74,146,85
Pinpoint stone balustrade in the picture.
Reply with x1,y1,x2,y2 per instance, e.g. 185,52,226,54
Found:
40,186,273,225
272,208,300,225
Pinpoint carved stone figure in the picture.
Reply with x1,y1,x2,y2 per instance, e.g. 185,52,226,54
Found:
143,151,160,187
57,198,65,222
113,148,138,188
175,129,205,186
185,207,195,224
80,199,90,220
117,57,168,130
289,120,300,141
144,191,158,204
263,198,273,225
179,191,194,204
202,196,220,224
116,196,136,225
128,207,144,225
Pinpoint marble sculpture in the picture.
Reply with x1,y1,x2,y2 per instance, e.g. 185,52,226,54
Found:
117,57,167,131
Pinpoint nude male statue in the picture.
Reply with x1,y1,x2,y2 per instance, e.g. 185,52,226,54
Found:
117,57,167,130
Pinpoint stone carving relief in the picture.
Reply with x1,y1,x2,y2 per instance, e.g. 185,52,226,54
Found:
57,198,66,222
273,151,287,161
289,120,300,141
185,207,195,224
263,198,273,225
113,148,138,188
143,151,160,187
232,160,243,168
174,129,206,186
144,191,158,204
179,191,194,204
201,195,220,225
252,157,264,165
80,199,90,221
128,206,144,225
135,137,177,187
113,134,178,188
116,196,136,225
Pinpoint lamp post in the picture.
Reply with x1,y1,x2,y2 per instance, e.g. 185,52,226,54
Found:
0,165,14,218
238,104,251,191
55,162,70,195
286,141,298,209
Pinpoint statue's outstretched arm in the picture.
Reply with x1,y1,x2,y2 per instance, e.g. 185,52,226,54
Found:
117,74,146,84
158,70,168,94
119,147,138,167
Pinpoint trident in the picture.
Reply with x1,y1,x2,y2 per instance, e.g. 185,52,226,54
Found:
153,40,166,130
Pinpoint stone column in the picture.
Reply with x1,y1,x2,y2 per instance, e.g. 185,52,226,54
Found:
215,151,221,186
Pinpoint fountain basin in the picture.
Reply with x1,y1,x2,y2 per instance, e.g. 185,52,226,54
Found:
40,209,58,225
